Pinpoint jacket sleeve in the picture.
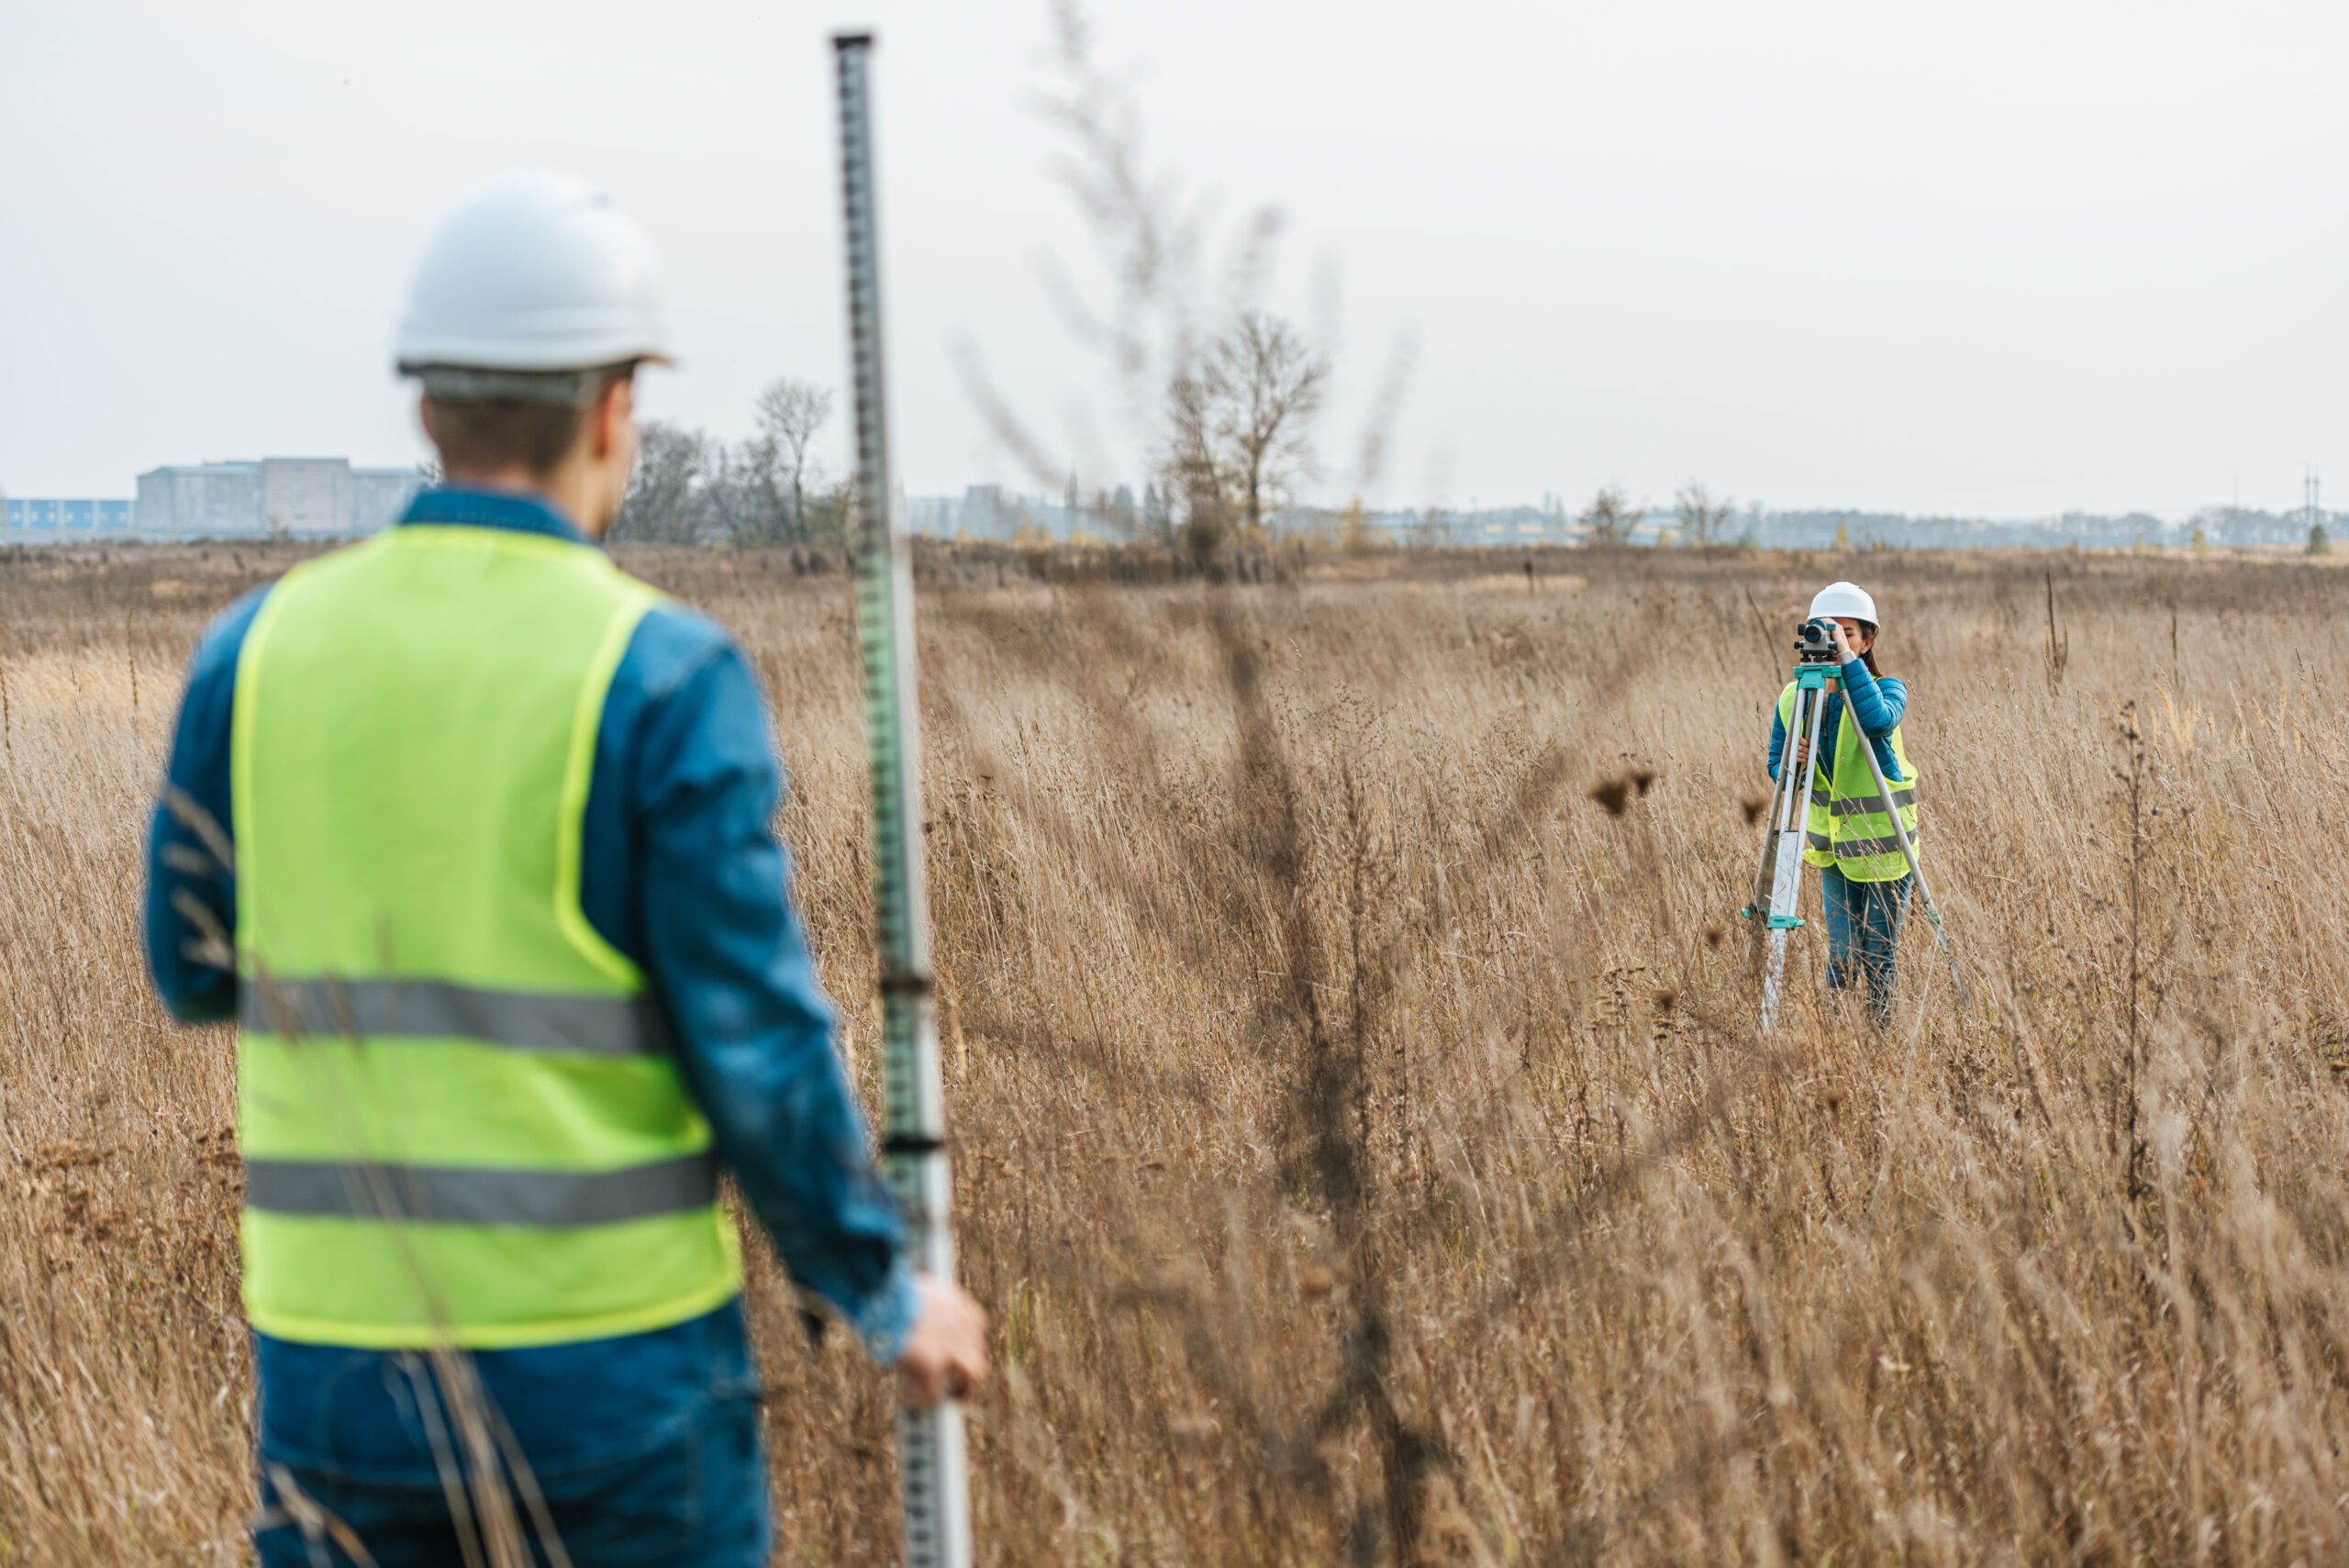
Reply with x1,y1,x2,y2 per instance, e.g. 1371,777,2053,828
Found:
145,588,271,1025
1766,706,1787,782
1836,664,1909,785
629,632,920,1362
1837,660,1906,736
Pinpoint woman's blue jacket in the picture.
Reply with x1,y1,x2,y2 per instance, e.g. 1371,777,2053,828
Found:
1765,657,1910,784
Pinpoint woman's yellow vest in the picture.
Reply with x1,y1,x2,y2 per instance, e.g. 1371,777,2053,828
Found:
231,525,740,1349
1774,678,1922,884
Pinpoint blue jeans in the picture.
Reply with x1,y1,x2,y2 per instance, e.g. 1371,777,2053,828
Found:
253,1300,769,1568
1820,866,1910,1028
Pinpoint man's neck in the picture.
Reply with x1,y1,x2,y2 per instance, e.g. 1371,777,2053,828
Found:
438,467,605,540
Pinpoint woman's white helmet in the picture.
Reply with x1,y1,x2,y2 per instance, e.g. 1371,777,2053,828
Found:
1809,581,1878,628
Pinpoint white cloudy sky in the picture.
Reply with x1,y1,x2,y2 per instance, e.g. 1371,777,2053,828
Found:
5,1,2343,517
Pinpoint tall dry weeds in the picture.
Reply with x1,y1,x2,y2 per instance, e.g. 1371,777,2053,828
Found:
5,541,2349,1563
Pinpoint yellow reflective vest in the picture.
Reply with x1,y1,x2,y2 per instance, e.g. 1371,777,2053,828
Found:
232,526,740,1349
1775,679,1921,884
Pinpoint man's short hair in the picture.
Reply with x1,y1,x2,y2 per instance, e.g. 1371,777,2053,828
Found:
419,363,634,480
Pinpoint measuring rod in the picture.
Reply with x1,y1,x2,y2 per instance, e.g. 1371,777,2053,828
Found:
832,32,974,1568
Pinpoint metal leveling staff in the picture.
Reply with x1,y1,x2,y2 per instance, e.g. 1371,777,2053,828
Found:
1765,581,1922,1029
144,172,987,1568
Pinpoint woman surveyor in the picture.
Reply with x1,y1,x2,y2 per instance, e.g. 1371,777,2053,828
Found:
1765,582,1922,1029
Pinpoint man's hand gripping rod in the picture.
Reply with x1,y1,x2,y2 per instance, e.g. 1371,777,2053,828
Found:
833,33,974,1568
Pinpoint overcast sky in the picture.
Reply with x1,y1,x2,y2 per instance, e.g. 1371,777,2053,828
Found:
5,1,2344,518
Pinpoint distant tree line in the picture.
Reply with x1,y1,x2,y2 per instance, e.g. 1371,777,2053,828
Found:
1560,483,1735,547
609,377,845,547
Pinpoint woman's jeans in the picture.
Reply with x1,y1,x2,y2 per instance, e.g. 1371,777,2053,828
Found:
252,1299,769,1568
1820,866,1910,1028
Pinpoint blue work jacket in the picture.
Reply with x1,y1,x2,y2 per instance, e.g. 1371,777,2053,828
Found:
145,487,919,1440
1766,657,1910,785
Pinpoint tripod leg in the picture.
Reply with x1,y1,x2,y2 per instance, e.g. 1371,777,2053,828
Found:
1744,820,1780,980
1850,721,1968,1011
1744,722,1796,979
1760,684,1829,1034
1746,684,1813,976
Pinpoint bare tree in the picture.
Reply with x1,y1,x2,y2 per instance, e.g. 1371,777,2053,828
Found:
701,443,764,546
1155,312,1330,561
1673,481,1732,548
952,4,1408,550
798,474,852,549
753,378,832,533
1579,485,1642,547
605,383,840,549
612,421,711,544
702,378,834,548
1162,365,1234,560
1208,312,1327,539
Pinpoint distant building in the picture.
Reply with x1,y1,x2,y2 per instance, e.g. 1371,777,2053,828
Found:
960,484,1008,539
1451,506,1576,547
133,458,423,539
136,463,262,537
905,484,1104,542
353,467,426,532
262,457,351,534
5,497,137,535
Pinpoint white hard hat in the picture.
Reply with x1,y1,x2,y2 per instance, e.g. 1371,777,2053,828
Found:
1809,581,1878,626
395,172,674,389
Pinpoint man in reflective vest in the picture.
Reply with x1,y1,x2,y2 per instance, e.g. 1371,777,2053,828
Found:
147,172,987,1568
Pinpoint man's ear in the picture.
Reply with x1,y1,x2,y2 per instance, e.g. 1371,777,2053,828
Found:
590,375,634,460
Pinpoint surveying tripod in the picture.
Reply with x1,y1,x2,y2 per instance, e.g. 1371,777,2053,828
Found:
1742,623,1965,1033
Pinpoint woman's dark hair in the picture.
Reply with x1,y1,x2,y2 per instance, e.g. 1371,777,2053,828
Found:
1855,621,1884,678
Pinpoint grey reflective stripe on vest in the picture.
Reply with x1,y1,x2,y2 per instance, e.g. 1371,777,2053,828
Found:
245,1151,718,1227
239,979,667,1057
1829,788,1916,817
1833,834,1910,860
1807,831,1832,851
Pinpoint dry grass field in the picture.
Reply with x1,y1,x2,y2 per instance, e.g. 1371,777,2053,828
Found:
6,539,2349,1565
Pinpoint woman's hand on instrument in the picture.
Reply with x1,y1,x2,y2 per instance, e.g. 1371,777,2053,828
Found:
1826,619,1854,658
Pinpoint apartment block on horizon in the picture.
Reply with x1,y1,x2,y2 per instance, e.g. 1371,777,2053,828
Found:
133,457,423,538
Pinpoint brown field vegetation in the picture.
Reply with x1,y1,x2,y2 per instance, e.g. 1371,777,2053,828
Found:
5,539,2349,1564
